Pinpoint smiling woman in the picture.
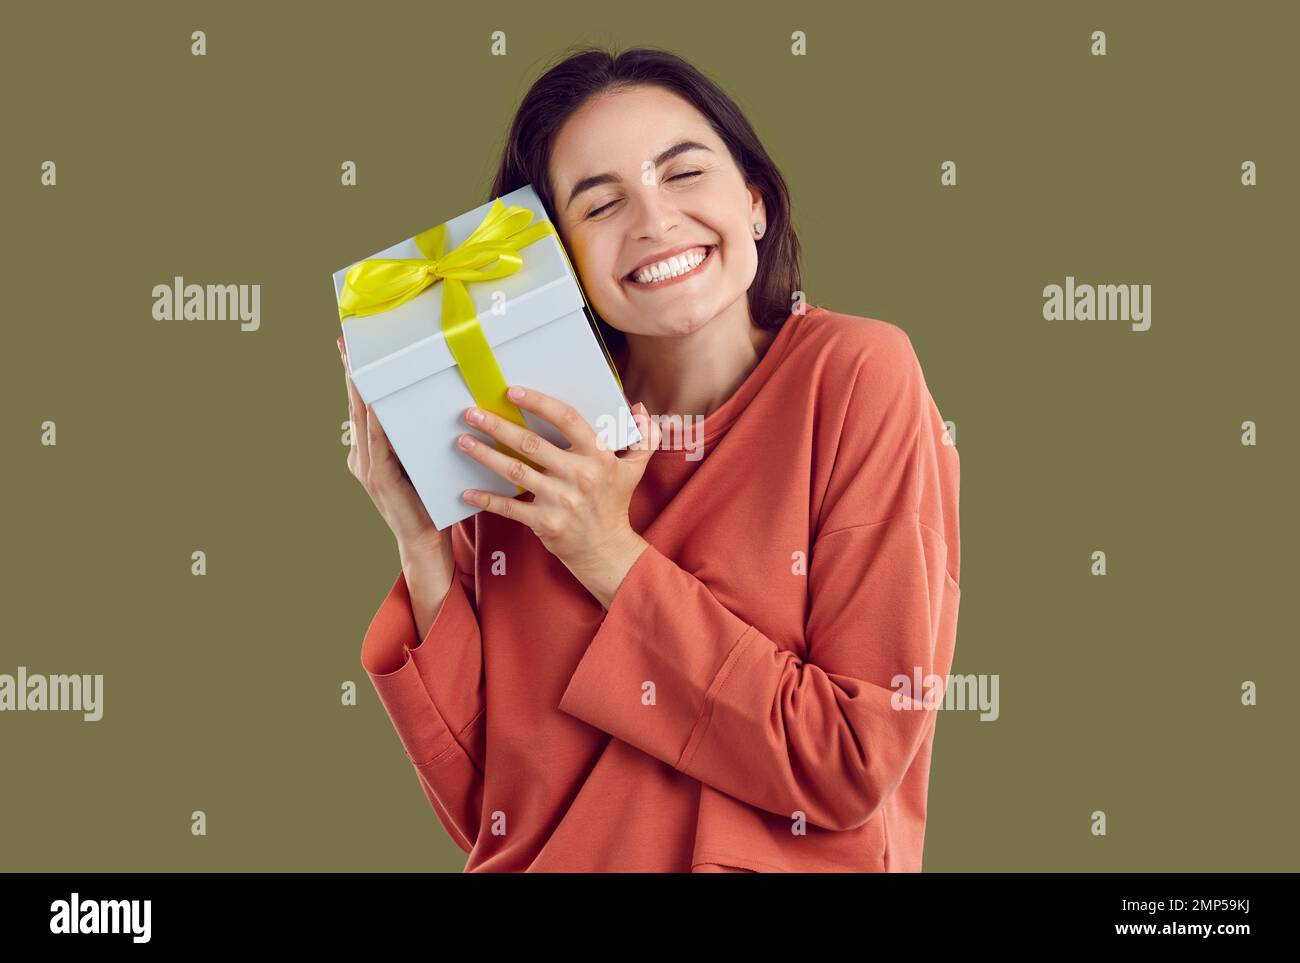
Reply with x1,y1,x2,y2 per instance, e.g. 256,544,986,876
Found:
352,44,962,875
490,52,802,421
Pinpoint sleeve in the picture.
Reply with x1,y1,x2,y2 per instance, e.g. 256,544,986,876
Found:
360,518,486,855
556,326,961,833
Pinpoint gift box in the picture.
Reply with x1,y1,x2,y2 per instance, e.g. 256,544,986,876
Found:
333,183,640,531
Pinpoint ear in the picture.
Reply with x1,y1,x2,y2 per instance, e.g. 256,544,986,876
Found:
747,184,766,230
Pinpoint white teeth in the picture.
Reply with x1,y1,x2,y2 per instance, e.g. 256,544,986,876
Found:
631,247,709,284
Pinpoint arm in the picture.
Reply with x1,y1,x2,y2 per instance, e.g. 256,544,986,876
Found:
557,328,961,833
402,533,457,644
361,519,486,854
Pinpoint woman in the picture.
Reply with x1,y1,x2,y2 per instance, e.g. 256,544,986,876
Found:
340,46,961,872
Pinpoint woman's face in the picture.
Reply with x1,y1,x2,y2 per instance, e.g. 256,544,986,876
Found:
546,84,766,339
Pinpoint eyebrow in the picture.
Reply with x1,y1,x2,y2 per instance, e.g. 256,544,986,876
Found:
564,140,713,211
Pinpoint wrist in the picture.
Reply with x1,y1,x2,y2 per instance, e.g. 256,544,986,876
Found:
566,526,649,610
397,529,451,570
570,524,642,572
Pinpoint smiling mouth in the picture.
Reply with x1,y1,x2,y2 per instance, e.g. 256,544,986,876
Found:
624,245,716,287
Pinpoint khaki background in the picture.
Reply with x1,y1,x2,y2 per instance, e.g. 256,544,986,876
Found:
3,0,1296,871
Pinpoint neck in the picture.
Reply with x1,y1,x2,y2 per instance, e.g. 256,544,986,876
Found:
615,301,778,421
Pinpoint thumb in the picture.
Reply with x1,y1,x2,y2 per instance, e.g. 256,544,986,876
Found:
620,402,659,469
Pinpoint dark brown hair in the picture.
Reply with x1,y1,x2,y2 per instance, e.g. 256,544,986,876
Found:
486,44,802,361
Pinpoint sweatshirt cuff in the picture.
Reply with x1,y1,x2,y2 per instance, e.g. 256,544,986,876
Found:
556,542,755,771
360,569,472,767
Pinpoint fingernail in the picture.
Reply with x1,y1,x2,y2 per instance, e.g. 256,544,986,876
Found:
508,386,525,401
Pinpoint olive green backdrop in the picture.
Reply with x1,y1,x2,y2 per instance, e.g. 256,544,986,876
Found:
3,0,1295,871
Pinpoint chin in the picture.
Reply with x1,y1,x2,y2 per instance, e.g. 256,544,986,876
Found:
655,306,717,337
598,291,725,338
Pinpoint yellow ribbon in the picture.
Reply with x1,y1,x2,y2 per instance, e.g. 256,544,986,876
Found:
337,198,624,490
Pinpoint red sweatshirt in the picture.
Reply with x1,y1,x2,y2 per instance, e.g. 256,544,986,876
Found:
359,304,961,872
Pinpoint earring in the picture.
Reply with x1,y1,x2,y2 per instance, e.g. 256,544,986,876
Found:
753,221,764,238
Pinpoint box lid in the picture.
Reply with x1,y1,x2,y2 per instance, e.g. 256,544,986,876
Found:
332,183,590,404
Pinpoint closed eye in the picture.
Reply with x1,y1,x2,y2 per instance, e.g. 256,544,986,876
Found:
586,171,704,219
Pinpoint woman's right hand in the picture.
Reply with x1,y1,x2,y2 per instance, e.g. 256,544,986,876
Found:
338,335,448,558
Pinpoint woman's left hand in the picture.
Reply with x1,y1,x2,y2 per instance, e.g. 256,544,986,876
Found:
455,385,661,605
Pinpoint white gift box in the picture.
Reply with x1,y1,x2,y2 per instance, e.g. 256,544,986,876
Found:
333,183,640,531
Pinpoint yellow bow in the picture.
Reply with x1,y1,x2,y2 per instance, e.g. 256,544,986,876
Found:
337,198,622,487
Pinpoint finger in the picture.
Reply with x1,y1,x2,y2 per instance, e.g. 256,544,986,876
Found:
505,386,599,455
461,405,570,475
366,400,398,475
455,430,563,500
638,402,662,453
341,346,370,476
628,403,648,451
340,338,357,450
463,486,540,527
386,432,409,480
620,403,660,465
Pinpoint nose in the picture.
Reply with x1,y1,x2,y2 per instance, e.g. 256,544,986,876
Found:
625,185,682,239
